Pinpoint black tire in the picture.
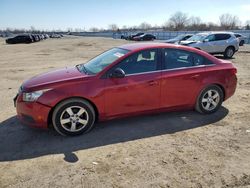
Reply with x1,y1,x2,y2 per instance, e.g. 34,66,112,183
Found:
52,98,96,136
223,47,235,59
195,85,224,114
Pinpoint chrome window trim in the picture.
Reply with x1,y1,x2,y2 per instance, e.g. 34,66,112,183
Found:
124,64,216,77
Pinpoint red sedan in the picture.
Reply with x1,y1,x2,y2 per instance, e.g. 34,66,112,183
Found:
14,43,237,136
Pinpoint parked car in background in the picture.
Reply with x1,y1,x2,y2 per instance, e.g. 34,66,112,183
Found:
124,32,144,40
14,43,237,136
165,34,193,44
234,33,247,46
30,35,36,42
44,34,49,39
50,34,62,38
6,35,33,44
31,34,40,42
40,34,45,40
120,34,128,39
133,34,156,41
180,32,239,59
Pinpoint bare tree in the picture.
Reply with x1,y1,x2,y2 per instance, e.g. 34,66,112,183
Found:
89,27,99,32
122,25,128,30
168,12,189,31
30,26,36,33
219,14,240,30
245,20,250,30
189,16,201,26
162,21,174,31
187,16,202,30
67,27,73,32
206,22,220,31
108,24,118,31
139,22,152,30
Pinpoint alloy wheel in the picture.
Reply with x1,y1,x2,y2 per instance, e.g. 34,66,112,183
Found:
227,48,234,58
201,89,220,111
60,106,89,132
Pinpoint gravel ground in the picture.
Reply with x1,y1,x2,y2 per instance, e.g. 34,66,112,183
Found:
0,36,250,188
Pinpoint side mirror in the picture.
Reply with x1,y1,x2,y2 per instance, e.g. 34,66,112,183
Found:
203,39,209,42
109,68,125,78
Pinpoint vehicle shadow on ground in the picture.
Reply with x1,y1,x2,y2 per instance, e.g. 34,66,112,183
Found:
0,107,229,163
214,55,235,60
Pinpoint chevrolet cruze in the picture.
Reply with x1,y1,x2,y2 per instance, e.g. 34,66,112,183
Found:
14,43,237,136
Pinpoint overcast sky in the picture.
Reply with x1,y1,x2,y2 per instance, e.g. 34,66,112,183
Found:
0,0,250,30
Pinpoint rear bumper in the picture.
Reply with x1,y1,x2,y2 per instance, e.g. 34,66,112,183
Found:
225,75,237,100
15,95,51,129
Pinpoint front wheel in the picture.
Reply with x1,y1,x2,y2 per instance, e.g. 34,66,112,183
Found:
52,98,96,136
195,85,224,114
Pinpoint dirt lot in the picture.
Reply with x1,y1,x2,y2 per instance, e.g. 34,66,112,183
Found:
0,36,250,188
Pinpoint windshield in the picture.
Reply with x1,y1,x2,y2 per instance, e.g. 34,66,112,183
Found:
188,34,207,42
173,35,185,40
77,48,129,74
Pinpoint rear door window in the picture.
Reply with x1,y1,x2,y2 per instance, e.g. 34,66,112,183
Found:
163,49,213,70
215,34,231,41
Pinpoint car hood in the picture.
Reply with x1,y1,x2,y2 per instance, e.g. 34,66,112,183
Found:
22,66,87,91
180,40,199,45
165,39,178,43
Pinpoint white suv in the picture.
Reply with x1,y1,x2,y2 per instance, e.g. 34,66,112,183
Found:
180,32,239,59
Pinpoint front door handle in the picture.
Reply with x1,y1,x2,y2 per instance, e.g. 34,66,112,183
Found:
191,74,200,79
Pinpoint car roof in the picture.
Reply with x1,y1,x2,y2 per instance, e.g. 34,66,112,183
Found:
120,42,173,51
119,42,200,52
197,31,234,35
16,35,30,37
119,42,219,61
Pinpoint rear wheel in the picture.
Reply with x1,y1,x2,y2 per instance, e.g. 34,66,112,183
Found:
52,98,96,136
239,40,244,46
224,47,235,59
195,85,224,114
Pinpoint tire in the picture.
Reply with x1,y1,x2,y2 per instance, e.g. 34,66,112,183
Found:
239,40,244,46
224,47,235,59
195,85,224,114
52,98,96,136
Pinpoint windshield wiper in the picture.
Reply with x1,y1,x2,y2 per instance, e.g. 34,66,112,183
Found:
82,65,88,74
76,64,88,74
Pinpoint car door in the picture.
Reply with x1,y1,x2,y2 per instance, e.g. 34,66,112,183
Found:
213,34,231,52
103,49,161,117
200,34,217,53
160,48,206,108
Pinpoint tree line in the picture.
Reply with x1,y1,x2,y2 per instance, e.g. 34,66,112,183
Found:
1,12,250,34
99,12,250,32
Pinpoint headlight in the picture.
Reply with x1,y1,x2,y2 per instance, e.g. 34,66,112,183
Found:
23,89,51,102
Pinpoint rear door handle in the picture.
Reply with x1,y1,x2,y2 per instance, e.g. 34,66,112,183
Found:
148,80,158,86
